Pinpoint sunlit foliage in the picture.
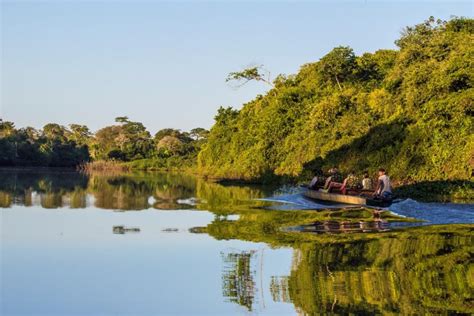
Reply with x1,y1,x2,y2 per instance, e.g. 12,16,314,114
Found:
0,117,208,169
0,120,89,167
198,17,473,183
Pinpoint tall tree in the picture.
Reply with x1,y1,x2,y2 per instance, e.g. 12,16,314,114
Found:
68,124,92,146
190,128,209,141
318,46,356,90
0,120,15,138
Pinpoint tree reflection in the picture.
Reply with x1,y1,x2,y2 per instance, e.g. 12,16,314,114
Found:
221,250,257,311
0,170,199,210
204,208,473,314
0,170,88,208
270,276,291,303
87,172,197,210
0,170,270,211
0,170,472,314
283,230,474,314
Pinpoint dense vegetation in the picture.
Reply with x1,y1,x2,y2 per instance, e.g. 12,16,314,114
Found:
1,17,472,196
0,121,90,167
198,17,473,183
1,16,472,315
0,117,208,169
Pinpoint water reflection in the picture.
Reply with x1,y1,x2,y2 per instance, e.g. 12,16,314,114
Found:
0,170,201,210
112,226,140,234
291,219,390,233
1,170,473,315
0,170,88,208
192,202,474,314
221,250,258,311
284,230,474,314
0,170,270,212
270,276,291,303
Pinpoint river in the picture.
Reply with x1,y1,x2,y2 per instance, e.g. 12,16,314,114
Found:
1,170,473,315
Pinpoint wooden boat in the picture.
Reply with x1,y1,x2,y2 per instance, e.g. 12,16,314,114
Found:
304,189,392,207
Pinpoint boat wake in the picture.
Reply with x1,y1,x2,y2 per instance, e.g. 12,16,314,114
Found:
260,187,474,226
388,198,474,225
259,192,351,210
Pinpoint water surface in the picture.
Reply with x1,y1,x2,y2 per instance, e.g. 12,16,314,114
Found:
1,170,473,315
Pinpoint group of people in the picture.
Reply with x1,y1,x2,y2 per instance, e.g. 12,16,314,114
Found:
309,167,393,200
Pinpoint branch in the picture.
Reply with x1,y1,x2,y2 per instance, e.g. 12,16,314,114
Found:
226,65,274,88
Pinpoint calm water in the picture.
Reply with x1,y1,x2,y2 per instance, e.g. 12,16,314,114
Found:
1,170,473,315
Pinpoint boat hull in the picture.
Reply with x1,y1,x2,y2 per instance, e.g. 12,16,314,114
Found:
304,189,392,207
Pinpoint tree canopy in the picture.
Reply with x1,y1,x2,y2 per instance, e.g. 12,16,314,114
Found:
0,117,209,168
1,17,471,182
198,17,474,182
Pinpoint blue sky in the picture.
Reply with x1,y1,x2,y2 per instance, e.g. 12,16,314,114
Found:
1,1,472,134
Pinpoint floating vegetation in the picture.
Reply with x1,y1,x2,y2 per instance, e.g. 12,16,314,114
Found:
161,228,179,232
112,226,140,234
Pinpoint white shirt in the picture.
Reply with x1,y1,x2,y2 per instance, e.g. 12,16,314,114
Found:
309,176,319,188
378,174,392,193
362,178,373,190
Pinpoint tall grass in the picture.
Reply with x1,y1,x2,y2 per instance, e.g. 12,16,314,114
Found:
124,157,196,172
78,160,130,173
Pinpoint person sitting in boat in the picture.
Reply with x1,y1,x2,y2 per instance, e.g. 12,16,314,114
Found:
373,168,393,200
325,169,355,193
362,171,374,191
322,167,343,190
330,171,359,194
309,169,324,189
340,172,360,194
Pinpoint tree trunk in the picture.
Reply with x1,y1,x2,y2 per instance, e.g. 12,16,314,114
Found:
335,75,342,91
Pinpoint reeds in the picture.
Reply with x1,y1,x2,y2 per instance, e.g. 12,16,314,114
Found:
78,160,130,173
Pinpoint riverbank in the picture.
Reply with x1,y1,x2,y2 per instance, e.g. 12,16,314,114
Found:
212,175,474,203
393,180,474,202
2,164,473,202
80,157,197,173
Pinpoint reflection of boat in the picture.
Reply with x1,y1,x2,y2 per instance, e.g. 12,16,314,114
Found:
304,189,392,207
113,226,140,234
294,220,390,233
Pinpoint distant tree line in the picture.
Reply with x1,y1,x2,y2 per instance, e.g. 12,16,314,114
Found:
0,117,209,168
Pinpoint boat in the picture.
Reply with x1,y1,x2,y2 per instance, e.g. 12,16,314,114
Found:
304,189,393,207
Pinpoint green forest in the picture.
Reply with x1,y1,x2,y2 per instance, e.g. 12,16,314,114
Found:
1,17,473,186
0,116,209,170
198,17,473,183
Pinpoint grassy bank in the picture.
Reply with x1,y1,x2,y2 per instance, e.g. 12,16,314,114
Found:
79,160,130,172
124,156,196,172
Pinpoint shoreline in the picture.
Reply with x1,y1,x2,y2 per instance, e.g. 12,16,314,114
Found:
0,166,78,172
0,165,472,202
